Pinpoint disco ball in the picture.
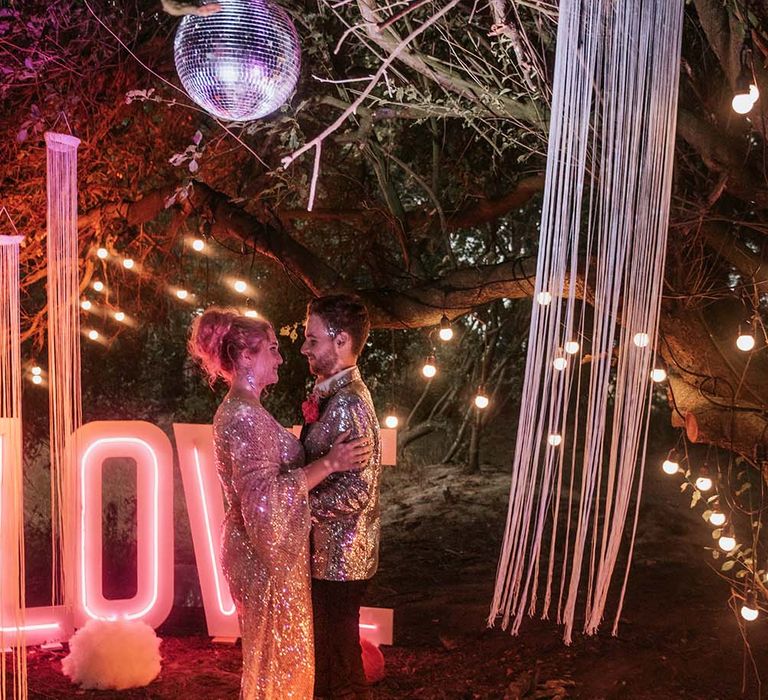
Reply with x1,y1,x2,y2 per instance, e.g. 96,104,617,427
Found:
174,0,301,122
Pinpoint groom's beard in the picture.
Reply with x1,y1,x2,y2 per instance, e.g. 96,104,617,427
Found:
310,346,338,379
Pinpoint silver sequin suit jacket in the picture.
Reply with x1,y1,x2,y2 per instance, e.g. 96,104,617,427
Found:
302,367,382,581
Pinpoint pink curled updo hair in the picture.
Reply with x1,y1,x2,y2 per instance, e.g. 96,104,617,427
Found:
188,307,272,384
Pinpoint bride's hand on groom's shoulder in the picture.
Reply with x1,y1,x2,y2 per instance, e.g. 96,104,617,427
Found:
325,430,372,474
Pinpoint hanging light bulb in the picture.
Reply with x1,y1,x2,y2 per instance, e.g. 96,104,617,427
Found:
234,279,247,294
633,332,650,348
244,309,259,318
93,280,105,292
422,355,437,378
474,387,489,409
718,524,736,552
695,466,714,492
176,289,189,300
31,375,43,385
536,291,552,306
31,366,42,376
547,434,562,446
384,413,399,429
662,450,679,475
709,504,726,527
87,330,100,341
96,247,109,259
732,87,755,114
564,341,580,355
438,315,454,342
741,590,759,622
192,238,205,252
123,258,135,270
80,299,92,311
736,331,755,352
114,311,126,322
733,39,759,114
552,356,568,371
650,368,667,382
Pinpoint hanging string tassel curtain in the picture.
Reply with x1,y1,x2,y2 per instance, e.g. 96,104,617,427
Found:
0,228,27,700
44,132,82,614
489,0,683,643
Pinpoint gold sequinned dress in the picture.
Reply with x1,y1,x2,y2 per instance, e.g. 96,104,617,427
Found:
213,395,313,699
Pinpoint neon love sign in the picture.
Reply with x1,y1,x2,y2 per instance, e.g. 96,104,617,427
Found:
0,420,395,647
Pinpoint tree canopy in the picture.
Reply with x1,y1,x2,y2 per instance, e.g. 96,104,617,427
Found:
1,0,767,464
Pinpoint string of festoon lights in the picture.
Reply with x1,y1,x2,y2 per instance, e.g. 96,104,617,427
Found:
26,236,259,385
661,441,762,624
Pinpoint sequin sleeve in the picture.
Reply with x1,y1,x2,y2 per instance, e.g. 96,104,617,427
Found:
309,393,378,522
223,405,310,568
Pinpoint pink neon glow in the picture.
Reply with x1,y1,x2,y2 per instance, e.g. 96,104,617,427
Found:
0,623,60,633
192,446,236,616
80,437,160,621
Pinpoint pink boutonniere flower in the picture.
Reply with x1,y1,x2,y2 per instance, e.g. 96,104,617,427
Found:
301,393,321,424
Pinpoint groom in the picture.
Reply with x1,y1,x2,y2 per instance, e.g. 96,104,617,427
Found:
300,294,382,700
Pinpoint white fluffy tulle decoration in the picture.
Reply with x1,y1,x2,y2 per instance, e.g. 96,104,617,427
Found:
62,619,162,690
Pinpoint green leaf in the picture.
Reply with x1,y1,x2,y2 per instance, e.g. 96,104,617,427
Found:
721,560,736,572
702,510,712,521
690,491,701,507
712,528,722,539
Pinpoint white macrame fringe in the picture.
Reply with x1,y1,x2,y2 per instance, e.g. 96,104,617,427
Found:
45,132,82,614
0,231,28,699
490,0,683,643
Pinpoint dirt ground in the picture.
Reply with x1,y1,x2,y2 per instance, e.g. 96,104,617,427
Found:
13,441,768,699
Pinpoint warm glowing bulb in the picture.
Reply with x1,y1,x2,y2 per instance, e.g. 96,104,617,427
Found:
244,309,259,318
31,366,42,376
536,291,552,305
176,289,189,300
87,330,99,341
709,511,726,527
422,361,437,378
695,476,713,492
81,300,92,311
548,434,562,446
651,368,667,382
553,357,567,371
662,459,679,475
123,258,135,269
474,393,489,409
96,247,108,259
633,332,650,348
31,375,43,385
93,281,104,292
234,280,247,294
741,591,759,621
564,341,579,355
114,311,126,322
736,334,755,352
718,535,736,552
741,604,759,622
732,91,755,114
192,238,205,252
439,315,453,341
384,414,399,429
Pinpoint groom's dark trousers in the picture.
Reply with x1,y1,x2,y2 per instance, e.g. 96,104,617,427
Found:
312,578,370,700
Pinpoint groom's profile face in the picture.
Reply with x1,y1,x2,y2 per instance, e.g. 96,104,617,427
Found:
301,313,338,379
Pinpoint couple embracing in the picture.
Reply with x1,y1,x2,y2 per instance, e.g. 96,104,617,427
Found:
189,294,381,700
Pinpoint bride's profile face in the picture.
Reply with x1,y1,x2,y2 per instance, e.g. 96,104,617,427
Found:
238,326,283,388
